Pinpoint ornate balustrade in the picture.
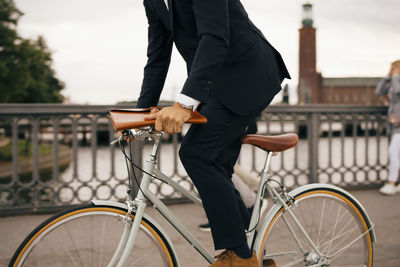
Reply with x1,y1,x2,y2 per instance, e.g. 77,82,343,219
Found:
0,104,389,215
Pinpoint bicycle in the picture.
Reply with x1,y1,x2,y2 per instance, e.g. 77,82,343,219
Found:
10,108,376,267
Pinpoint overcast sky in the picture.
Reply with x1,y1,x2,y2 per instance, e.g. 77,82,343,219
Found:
14,0,400,104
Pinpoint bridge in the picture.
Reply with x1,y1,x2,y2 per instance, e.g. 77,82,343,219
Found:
0,104,390,215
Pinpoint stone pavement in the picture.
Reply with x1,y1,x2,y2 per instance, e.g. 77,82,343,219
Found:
1,189,399,266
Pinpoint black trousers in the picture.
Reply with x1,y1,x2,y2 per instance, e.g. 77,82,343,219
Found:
179,98,267,250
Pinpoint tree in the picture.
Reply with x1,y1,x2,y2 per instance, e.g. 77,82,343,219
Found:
0,0,64,103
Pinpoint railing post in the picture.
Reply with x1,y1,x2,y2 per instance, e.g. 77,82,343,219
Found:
52,118,59,181
109,120,116,178
308,113,319,183
91,116,97,178
72,116,78,179
12,118,19,183
131,141,143,197
32,117,40,182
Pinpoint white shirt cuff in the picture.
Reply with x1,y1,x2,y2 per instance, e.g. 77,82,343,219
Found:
176,94,201,111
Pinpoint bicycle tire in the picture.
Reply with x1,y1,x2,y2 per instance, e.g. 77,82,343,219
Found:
257,188,373,267
9,204,178,267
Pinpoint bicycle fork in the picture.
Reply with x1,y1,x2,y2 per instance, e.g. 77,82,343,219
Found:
269,186,328,266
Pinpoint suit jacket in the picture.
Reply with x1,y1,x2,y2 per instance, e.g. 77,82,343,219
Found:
137,0,290,115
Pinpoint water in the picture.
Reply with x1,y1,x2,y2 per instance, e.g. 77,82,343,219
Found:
56,136,389,203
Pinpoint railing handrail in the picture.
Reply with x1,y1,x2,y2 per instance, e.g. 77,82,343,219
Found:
0,103,389,115
0,104,134,115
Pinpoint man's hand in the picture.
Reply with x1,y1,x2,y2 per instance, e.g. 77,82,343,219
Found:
144,103,192,133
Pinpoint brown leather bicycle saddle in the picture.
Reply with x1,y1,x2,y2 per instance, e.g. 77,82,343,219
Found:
242,133,298,152
109,107,207,131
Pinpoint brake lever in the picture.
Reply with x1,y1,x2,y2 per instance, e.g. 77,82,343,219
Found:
111,130,136,145
110,137,121,145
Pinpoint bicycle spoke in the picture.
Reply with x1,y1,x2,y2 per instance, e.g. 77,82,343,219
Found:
65,221,84,266
99,217,107,267
319,221,358,255
329,225,374,262
317,199,326,248
321,225,358,255
318,204,348,248
328,205,342,254
308,198,318,243
91,216,94,267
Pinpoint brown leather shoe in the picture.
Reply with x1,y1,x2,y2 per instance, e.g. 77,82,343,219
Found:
263,258,278,267
209,250,259,267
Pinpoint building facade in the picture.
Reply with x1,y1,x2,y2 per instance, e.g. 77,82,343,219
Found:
298,3,383,105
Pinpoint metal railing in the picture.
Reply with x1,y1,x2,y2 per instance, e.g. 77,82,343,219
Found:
0,104,389,215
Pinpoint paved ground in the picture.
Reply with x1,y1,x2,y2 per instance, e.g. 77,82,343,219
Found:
1,189,399,266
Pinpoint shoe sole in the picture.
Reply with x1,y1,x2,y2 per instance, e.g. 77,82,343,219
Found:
379,191,396,195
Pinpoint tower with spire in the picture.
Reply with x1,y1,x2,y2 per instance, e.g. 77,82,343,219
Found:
298,2,320,104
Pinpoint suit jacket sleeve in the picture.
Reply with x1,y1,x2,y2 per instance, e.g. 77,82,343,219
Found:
180,0,230,102
137,0,173,108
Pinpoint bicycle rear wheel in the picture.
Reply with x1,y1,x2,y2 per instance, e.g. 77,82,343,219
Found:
10,204,177,267
258,189,373,267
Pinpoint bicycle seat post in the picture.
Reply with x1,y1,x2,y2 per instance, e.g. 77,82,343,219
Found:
262,151,278,202
247,150,273,242
261,150,273,176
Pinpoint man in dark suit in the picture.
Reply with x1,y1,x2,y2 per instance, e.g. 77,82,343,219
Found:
137,0,290,265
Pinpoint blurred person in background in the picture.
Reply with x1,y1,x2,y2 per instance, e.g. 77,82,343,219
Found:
376,60,400,195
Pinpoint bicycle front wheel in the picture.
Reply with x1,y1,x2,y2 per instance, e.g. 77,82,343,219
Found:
258,189,373,267
10,204,177,267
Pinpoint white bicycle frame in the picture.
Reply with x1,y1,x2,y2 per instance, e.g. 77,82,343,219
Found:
94,128,376,267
